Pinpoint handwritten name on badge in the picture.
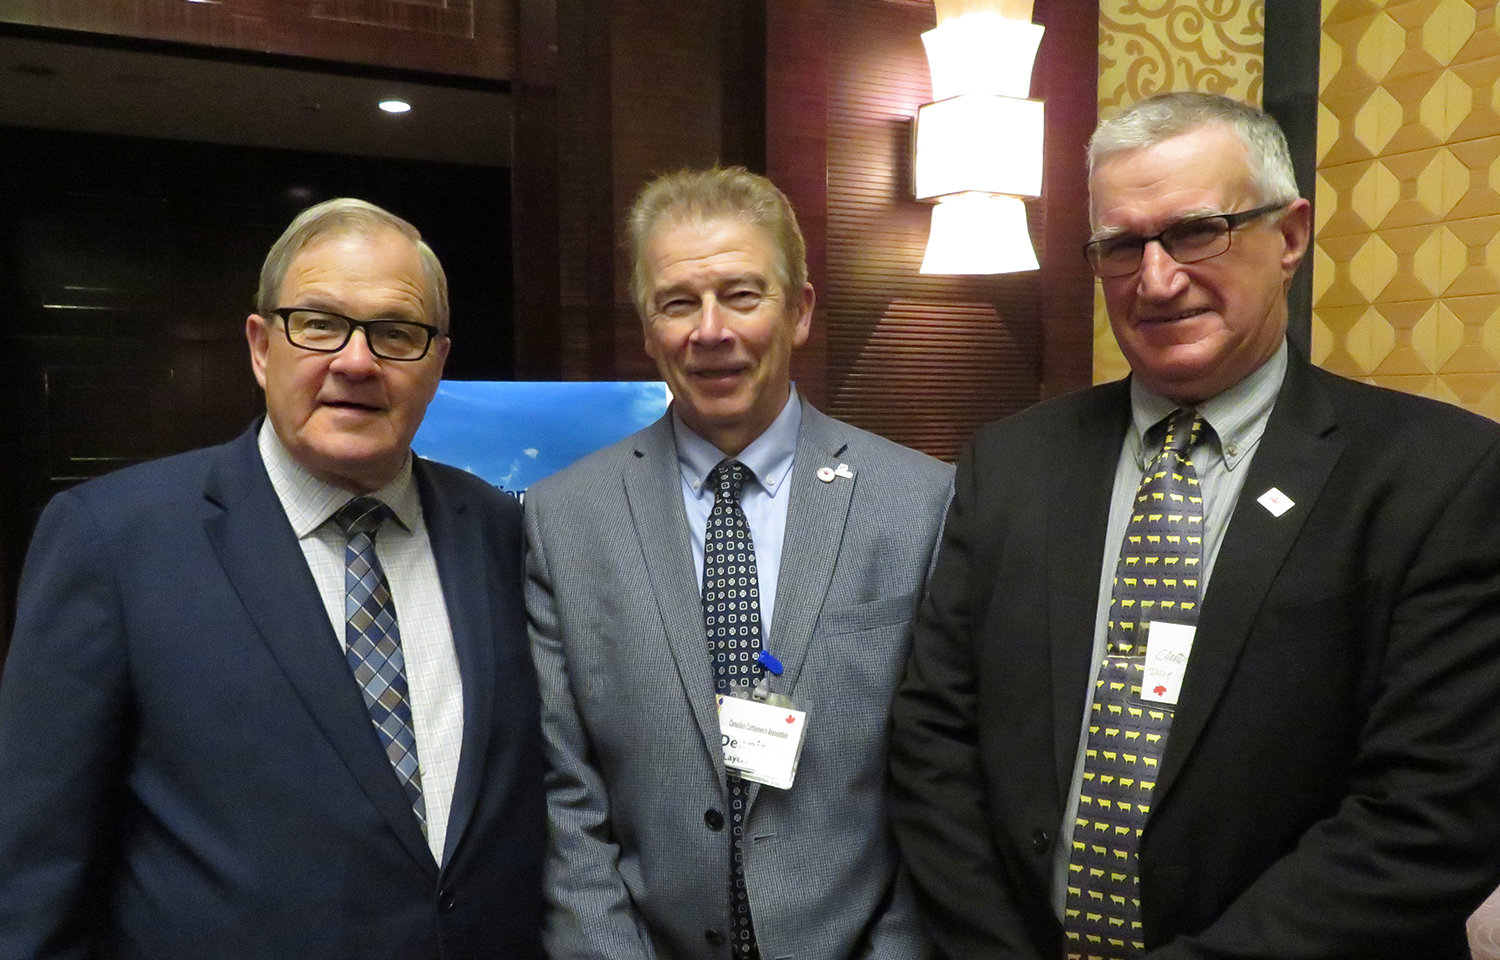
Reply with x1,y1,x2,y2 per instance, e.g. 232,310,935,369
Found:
1140,621,1196,707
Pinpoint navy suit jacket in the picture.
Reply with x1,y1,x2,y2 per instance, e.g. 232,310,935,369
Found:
891,350,1500,959
0,423,544,959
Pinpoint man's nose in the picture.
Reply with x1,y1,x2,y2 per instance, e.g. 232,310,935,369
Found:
691,298,729,341
330,326,381,372
1136,240,1187,297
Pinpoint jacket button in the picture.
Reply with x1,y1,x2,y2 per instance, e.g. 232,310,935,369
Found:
1032,829,1051,854
704,808,725,831
437,889,456,912
705,929,725,947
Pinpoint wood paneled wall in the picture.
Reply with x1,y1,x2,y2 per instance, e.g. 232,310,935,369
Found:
5,0,512,78
768,0,1096,461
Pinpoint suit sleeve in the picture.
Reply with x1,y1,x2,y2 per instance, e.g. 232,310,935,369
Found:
524,499,658,960
1150,438,1500,960
889,449,1050,960
0,491,133,959
858,865,938,960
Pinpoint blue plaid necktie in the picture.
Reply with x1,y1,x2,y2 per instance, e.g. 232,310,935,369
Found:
332,496,427,835
704,459,762,960
1065,410,1205,960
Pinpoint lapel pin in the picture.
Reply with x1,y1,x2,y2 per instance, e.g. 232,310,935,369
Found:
817,463,854,483
1257,487,1294,517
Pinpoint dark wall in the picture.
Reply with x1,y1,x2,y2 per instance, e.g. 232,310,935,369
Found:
1263,0,1321,357
0,125,510,647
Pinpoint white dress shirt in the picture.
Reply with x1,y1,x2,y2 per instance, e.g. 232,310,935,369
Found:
258,421,463,864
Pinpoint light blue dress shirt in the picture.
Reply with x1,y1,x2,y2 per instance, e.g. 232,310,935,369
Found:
675,389,802,648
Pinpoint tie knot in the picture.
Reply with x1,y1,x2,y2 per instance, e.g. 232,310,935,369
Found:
332,496,392,539
1159,409,1203,459
709,459,748,502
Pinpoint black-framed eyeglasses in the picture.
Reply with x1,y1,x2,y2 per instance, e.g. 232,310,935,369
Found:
1082,201,1290,279
270,308,442,361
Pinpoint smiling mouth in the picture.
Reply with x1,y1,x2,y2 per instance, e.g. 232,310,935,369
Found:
323,400,382,412
1143,308,1208,324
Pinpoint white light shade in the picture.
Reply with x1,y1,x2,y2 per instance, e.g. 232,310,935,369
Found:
913,94,1043,200
379,99,412,114
920,193,1038,275
922,12,1043,100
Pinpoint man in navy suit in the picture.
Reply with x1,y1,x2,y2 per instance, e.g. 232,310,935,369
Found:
0,198,544,959
891,93,1500,959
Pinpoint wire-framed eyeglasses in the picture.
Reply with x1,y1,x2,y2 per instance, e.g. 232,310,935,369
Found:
1083,201,1290,279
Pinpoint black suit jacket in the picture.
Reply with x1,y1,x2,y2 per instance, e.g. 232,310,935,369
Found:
0,423,544,959
891,350,1500,959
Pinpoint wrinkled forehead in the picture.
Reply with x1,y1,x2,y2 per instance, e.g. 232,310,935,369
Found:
646,216,782,278
1088,126,1256,232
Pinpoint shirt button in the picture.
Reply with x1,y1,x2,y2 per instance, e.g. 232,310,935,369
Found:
704,808,725,831
705,929,726,947
1225,441,1239,456
1032,829,1051,854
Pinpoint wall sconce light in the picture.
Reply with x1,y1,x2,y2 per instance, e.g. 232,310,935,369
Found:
914,3,1044,275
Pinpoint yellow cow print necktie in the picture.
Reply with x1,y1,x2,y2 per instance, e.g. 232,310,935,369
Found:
1064,409,1204,960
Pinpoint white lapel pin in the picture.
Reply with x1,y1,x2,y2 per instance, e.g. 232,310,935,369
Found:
1257,487,1294,517
817,463,855,483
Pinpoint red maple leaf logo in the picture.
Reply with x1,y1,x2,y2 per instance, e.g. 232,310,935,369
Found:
1153,685,1168,697
785,715,796,724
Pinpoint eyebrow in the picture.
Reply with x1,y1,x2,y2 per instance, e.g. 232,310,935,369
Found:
289,302,426,323
653,274,772,300
1089,208,1224,244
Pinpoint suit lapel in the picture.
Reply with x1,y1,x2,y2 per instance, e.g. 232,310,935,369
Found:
1049,385,1132,801
732,405,857,813
417,462,495,869
202,426,437,875
770,402,853,696
623,415,727,779
1155,355,1342,803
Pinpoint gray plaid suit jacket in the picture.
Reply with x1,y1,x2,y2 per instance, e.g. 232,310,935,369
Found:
526,398,952,960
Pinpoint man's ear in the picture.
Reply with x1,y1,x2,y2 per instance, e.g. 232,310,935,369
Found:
791,283,814,348
1278,198,1313,281
246,314,270,390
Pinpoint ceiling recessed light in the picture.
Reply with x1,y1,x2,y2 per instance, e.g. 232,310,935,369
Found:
379,99,412,114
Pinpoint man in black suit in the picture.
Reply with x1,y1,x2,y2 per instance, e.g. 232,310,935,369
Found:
890,92,1500,960
0,198,543,959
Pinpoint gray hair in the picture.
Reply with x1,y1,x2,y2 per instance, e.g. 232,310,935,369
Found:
626,166,808,319
256,197,450,331
1088,92,1300,210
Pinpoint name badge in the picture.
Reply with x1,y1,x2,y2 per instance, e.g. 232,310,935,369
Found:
1140,621,1195,706
716,693,808,790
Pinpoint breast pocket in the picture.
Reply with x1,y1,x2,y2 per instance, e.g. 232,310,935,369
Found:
814,593,919,638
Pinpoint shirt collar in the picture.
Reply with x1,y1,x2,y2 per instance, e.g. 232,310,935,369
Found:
1127,339,1288,470
257,419,420,537
673,387,802,499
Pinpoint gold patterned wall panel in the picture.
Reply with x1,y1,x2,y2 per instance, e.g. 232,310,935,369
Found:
1316,0,1500,420
1093,1,1266,384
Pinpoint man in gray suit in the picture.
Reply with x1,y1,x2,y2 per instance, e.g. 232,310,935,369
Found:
526,167,952,960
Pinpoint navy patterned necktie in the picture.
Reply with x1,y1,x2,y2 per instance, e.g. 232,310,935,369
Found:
332,496,427,836
703,459,763,960
1065,410,1205,960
